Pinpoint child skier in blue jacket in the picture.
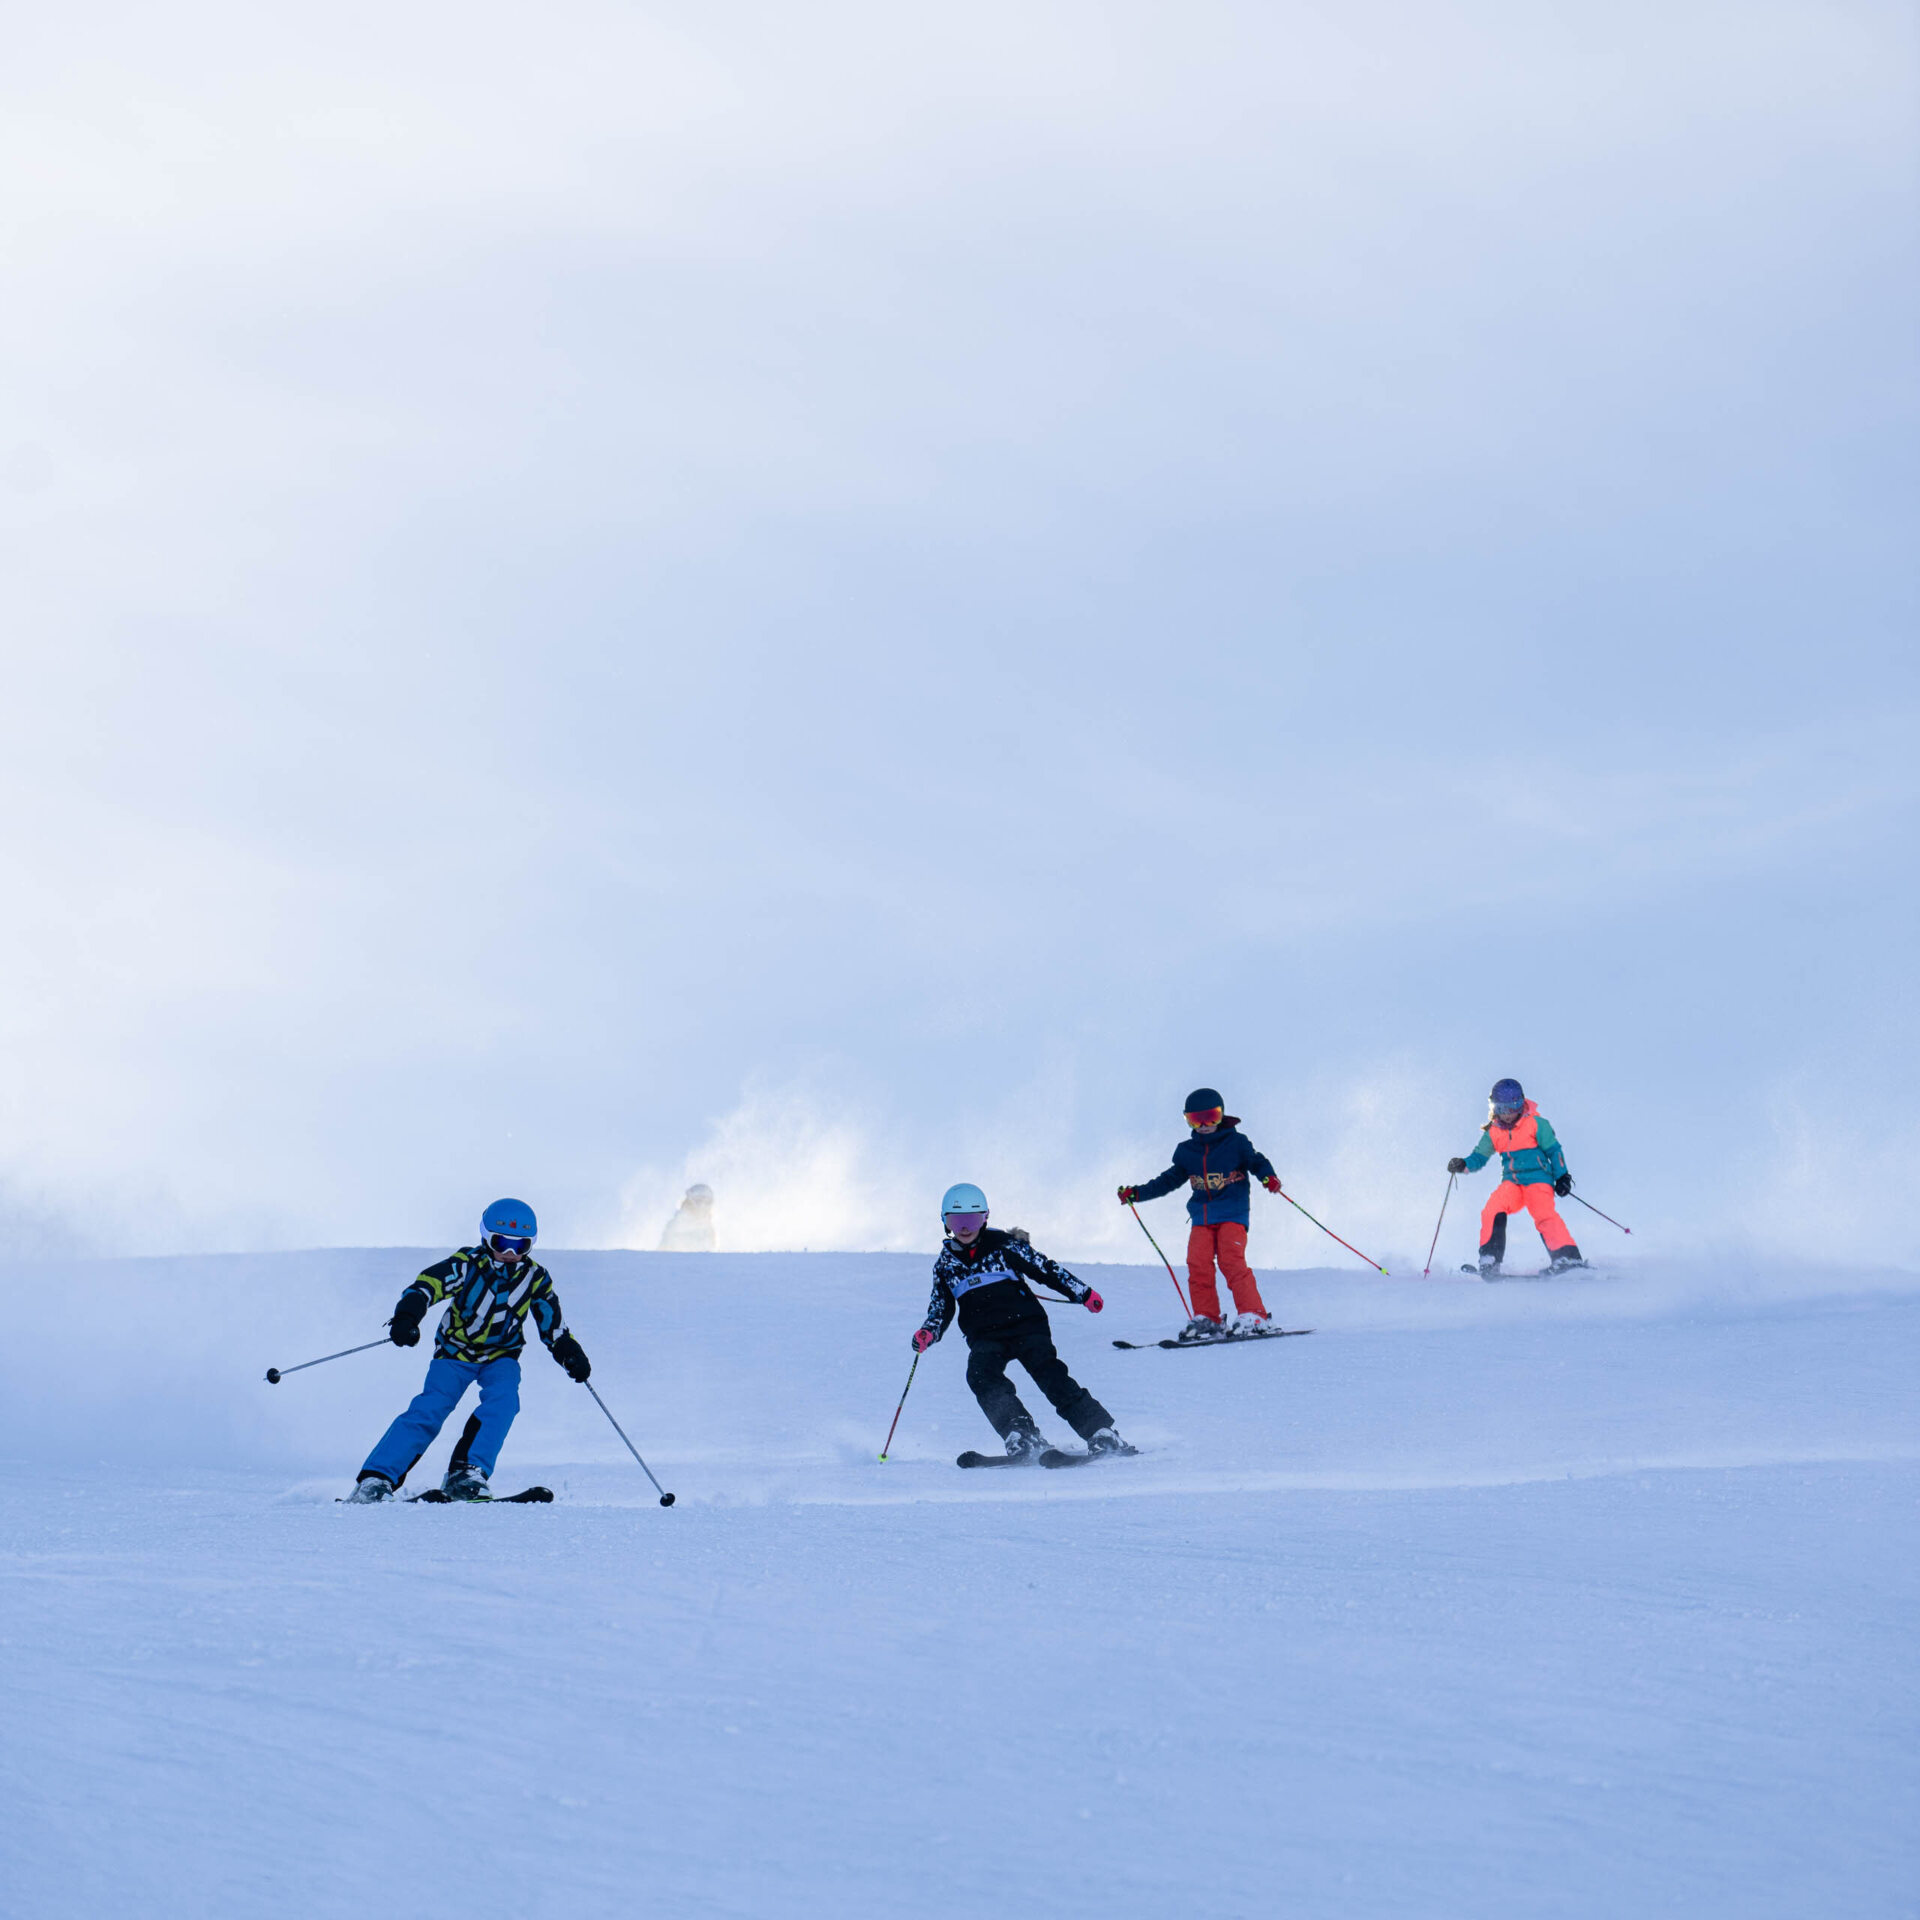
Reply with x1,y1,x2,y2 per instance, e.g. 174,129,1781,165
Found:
1119,1087,1283,1338
347,1199,591,1502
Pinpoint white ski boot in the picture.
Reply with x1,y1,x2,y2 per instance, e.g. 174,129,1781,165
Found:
1087,1428,1138,1457
1178,1315,1227,1343
1546,1249,1588,1274
347,1473,395,1504
442,1465,491,1501
1231,1311,1272,1336
1003,1425,1047,1462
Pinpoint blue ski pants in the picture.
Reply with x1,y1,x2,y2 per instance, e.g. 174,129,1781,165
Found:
362,1355,521,1486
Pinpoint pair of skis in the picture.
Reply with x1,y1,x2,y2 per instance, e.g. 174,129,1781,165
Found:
956,1444,1138,1471
334,1484,555,1504
1112,1325,1312,1350
407,1485,554,1504
1462,1262,1593,1281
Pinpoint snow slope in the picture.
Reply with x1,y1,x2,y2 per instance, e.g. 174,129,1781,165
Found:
2,1250,1915,1918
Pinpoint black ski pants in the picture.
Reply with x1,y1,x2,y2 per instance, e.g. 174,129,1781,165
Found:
964,1324,1112,1443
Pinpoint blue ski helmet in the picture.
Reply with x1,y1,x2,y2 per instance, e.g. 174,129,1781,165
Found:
1489,1079,1525,1114
1184,1088,1224,1116
940,1181,988,1223
481,1197,538,1240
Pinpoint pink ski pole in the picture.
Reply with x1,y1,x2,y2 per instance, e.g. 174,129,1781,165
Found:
1276,1187,1389,1275
1422,1174,1456,1278
1128,1201,1192,1318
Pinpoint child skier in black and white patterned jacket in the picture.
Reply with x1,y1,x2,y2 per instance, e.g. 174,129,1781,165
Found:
914,1181,1130,1461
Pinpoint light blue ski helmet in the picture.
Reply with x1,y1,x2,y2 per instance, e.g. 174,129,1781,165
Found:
939,1181,988,1223
481,1197,538,1240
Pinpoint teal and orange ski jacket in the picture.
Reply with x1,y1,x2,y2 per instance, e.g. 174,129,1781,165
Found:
1462,1101,1568,1188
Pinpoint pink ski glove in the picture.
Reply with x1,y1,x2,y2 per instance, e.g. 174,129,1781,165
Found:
1084,1290,1104,1313
912,1328,936,1354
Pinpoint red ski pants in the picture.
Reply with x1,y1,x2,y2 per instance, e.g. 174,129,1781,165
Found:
1187,1221,1268,1322
1480,1181,1577,1256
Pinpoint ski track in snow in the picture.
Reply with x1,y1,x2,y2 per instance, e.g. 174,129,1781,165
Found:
1,1250,1916,1918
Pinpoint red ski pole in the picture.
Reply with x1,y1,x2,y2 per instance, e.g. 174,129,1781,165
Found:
1422,1174,1455,1278
878,1351,920,1462
1276,1187,1389,1275
1128,1201,1192,1318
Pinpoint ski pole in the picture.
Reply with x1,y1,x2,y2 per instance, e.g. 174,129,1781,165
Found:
1422,1174,1455,1278
1128,1201,1193,1318
264,1338,390,1385
582,1381,676,1506
1276,1187,1389,1275
878,1351,919,1462
1566,1190,1633,1235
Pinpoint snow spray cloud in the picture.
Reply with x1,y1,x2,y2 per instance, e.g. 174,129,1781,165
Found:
616,1088,933,1253
1736,1091,1920,1271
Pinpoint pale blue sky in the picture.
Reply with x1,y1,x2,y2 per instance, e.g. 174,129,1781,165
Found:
2,1,1914,1261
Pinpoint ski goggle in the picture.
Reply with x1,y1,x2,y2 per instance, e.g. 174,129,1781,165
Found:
944,1211,987,1236
1185,1106,1224,1129
486,1233,533,1257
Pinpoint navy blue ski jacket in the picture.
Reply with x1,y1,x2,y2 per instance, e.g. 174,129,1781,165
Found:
1130,1119,1278,1227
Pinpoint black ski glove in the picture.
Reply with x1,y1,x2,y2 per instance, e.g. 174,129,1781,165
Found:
1446,1157,1467,1175
1554,1173,1573,1197
551,1332,591,1382
389,1290,428,1347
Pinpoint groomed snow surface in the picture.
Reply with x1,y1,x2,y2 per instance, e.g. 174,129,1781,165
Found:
3,1249,1915,1918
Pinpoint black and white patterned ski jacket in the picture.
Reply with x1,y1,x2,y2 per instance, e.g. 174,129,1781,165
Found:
397,1246,570,1364
918,1228,1092,1345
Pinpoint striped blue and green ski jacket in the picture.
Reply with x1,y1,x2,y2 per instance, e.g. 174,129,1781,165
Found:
398,1246,570,1364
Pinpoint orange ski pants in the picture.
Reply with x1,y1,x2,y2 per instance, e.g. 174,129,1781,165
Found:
1187,1221,1269,1322
1480,1181,1577,1256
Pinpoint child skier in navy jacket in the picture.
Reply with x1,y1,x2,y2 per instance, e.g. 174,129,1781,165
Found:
914,1182,1129,1461
1120,1087,1282,1337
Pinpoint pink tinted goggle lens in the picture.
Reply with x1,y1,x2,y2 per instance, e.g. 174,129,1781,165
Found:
945,1211,987,1235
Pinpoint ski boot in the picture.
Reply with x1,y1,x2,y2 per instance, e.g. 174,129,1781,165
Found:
347,1472,396,1504
1087,1428,1139,1457
1475,1256,1502,1280
1003,1424,1047,1463
442,1464,492,1502
1546,1247,1587,1274
1231,1311,1272,1336
1178,1315,1227,1343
